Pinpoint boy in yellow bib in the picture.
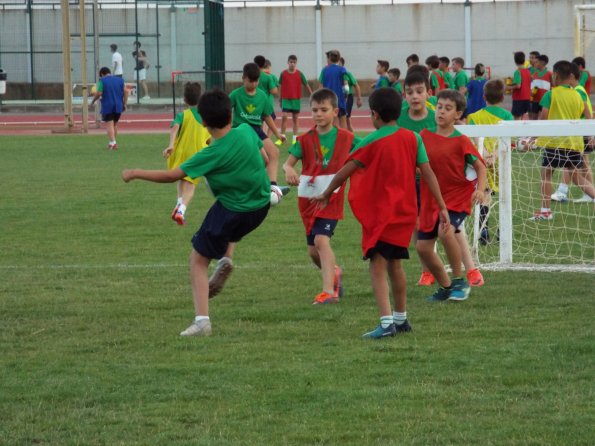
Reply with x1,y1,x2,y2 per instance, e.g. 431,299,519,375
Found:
163,82,211,225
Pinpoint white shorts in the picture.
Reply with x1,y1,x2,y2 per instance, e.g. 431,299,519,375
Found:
134,68,147,81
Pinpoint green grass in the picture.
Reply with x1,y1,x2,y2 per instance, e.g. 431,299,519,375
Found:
1,134,594,445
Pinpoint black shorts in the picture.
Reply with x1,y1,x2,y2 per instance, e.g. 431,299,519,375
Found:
282,108,299,114
249,124,268,141
417,210,468,240
306,218,338,246
541,149,584,169
415,177,421,214
511,100,530,117
191,200,270,259
529,102,542,114
102,113,121,123
345,94,354,117
364,240,409,261
584,137,593,154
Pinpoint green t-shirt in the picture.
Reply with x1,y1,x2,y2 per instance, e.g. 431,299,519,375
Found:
289,127,360,169
180,124,270,212
258,71,277,97
229,86,273,127
171,107,202,127
392,81,403,94
397,108,437,133
375,75,390,89
429,72,440,92
443,70,454,88
345,71,358,95
454,70,470,91
351,126,429,165
512,68,523,86
579,71,589,88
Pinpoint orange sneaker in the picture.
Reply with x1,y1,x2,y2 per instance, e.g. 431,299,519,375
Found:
312,291,339,305
171,205,185,226
467,268,484,287
333,265,344,298
417,271,436,286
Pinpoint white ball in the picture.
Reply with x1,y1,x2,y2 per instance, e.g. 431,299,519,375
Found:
270,186,283,206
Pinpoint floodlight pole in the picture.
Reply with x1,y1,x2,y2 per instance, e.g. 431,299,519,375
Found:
80,0,89,133
315,0,322,76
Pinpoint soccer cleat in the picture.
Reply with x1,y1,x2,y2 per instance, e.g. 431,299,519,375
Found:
208,257,233,299
550,191,568,202
417,271,436,286
529,210,553,221
312,291,339,305
362,323,397,339
292,135,297,144
426,286,451,302
333,265,344,298
108,143,117,150
274,139,283,146
395,320,412,334
279,185,291,196
467,268,484,287
449,278,470,301
573,195,595,203
171,205,185,225
180,319,212,337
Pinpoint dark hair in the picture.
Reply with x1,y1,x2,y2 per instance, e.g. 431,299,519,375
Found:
198,88,232,129
474,63,486,77
243,62,261,81
483,79,505,105
133,41,141,47
529,51,540,58
437,89,466,112
310,88,338,108
452,57,465,67
369,88,402,122
425,55,440,70
388,68,401,79
327,51,340,63
339,57,345,65
537,54,549,65
569,62,581,81
404,71,430,90
183,82,201,106
264,59,272,69
572,56,586,69
406,64,429,78
552,60,573,82
406,53,419,65
253,55,266,68
514,51,525,65
377,60,389,71
439,56,450,66
110,44,117,51
99,66,111,76
288,54,297,62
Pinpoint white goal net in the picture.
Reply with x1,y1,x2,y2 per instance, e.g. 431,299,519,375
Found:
457,120,595,273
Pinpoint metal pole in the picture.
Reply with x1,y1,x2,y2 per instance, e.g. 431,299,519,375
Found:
61,0,74,128
80,0,89,133
156,3,160,97
135,0,139,104
27,0,35,99
93,0,100,128
315,0,322,77
170,3,177,74
464,0,472,67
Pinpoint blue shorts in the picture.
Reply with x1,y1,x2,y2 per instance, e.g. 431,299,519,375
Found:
511,100,530,117
364,241,409,261
306,218,338,246
345,94,354,117
338,107,347,117
529,102,542,115
541,149,584,169
417,210,467,240
249,124,268,141
191,200,270,259
102,113,121,123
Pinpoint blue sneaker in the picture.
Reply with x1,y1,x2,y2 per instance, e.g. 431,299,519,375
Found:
427,287,451,302
449,278,470,301
395,320,412,334
362,323,396,339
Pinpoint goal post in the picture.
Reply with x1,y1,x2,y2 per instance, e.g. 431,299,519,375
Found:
456,120,595,273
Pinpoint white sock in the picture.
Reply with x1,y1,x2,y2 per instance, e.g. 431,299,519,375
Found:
541,208,550,213
380,315,394,328
393,311,407,325
177,204,186,214
109,140,116,145
194,315,209,322
176,197,183,206
557,183,569,194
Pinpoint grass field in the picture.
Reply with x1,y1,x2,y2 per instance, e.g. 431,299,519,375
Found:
1,134,594,445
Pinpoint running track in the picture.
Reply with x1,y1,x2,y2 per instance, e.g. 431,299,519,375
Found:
0,111,376,135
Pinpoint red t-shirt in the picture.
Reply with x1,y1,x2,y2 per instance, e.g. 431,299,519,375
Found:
279,69,305,100
348,128,419,255
419,129,483,232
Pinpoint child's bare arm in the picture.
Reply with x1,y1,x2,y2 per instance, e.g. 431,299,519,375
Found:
263,115,286,142
312,160,359,208
260,148,269,166
354,83,363,108
419,163,450,232
471,159,489,205
539,107,549,120
283,154,300,186
163,124,180,158
122,167,186,183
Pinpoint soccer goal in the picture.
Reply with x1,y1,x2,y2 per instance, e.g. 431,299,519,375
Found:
456,120,595,273
171,70,243,117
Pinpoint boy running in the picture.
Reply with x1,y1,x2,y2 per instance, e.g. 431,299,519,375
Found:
319,49,349,128
90,67,127,150
338,57,362,133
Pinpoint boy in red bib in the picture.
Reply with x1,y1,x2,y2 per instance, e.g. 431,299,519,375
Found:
283,89,357,304
313,88,448,339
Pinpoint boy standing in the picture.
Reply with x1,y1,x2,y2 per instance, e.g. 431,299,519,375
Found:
426,55,446,95
532,60,595,220
319,49,349,128
572,56,591,95
338,57,362,133
372,60,390,89
283,89,357,304
90,67,127,150
313,88,449,339
509,51,532,120
387,68,402,95
122,89,271,337
132,41,150,100
110,44,123,78
279,54,313,144
439,57,453,89
451,57,469,95
529,54,552,120
417,90,488,302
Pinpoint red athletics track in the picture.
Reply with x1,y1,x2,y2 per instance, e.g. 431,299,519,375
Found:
0,110,376,135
